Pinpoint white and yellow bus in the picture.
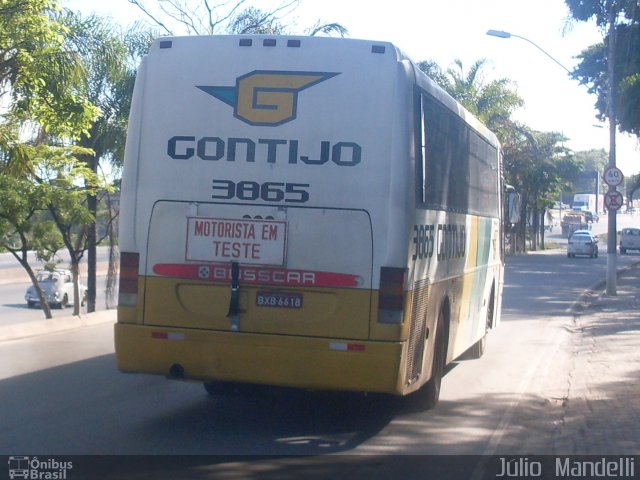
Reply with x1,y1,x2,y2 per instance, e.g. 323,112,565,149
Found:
115,35,505,408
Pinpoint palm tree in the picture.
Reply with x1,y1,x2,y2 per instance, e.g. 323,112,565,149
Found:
418,58,583,252
418,58,523,137
59,11,154,311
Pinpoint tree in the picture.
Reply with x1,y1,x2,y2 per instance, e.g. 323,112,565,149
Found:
627,172,640,203
0,0,100,317
22,145,100,316
572,148,608,197
572,23,640,136
0,172,61,319
567,0,640,136
0,0,98,141
58,11,153,312
419,58,589,251
502,128,582,250
127,0,348,36
417,59,524,138
43,150,102,316
0,142,98,317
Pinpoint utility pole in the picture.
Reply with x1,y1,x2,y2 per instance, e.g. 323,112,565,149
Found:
606,5,618,296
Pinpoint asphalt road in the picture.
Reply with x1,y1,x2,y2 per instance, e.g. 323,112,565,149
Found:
0,215,639,479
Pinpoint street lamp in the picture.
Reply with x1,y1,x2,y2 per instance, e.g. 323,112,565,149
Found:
487,28,618,295
486,30,572,74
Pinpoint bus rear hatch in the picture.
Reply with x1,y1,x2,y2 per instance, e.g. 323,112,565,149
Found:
142,201,373,340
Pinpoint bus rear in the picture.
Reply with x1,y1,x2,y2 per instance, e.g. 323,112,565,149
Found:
115,36,415,394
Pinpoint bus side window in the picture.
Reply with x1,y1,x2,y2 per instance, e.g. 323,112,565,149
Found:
420,91,499,217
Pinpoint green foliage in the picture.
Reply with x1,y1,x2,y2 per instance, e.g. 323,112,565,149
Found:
417,59,524,137
58,10,151,169
0,0,100,139
0,143,100,245
565,0,639,26
0,1,112,317
575,148,608,174
573,23,640,135
418,56,584,250
503,128,582,203
567,0,640,136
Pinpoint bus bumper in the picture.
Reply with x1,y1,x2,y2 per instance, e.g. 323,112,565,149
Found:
114,323,404,395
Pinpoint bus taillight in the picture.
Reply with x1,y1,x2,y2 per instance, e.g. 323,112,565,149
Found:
378,267,407,324
119,252,140,307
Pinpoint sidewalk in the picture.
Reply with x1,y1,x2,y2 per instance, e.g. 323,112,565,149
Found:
0,309,116,342
554,262,640,454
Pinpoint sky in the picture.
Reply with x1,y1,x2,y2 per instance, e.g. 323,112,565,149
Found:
64,0,640,175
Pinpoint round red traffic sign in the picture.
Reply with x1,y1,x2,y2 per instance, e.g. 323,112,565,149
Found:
603,166,624,187
604,190,624,210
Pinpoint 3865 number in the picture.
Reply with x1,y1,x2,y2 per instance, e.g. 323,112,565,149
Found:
212,179,310,203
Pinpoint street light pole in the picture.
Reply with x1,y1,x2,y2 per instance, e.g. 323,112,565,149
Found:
486,30,572,74
487,28,618,295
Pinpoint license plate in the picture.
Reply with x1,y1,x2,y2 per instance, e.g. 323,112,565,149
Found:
256,291,303,309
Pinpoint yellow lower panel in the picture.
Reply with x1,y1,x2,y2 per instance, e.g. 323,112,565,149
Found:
143,276,371,339
115,323,404,395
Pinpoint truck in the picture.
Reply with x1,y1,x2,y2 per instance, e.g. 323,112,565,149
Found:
573,193,602,215
561,211,589,238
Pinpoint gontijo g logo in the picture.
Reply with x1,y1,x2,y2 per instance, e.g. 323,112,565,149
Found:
197,71,339,126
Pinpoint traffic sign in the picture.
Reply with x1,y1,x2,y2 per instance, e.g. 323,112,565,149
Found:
604,190,624,211
603,166,624,187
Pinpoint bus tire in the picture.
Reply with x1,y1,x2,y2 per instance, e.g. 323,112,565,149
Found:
415,307,447,410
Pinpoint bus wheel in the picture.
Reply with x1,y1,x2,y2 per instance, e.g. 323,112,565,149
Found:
415,308,447,410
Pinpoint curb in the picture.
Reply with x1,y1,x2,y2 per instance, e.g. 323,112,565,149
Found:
567,260,640,315
0,309,116,342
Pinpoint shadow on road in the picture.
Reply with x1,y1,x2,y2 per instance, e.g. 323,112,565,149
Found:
502,250,609,319
1,345,637,478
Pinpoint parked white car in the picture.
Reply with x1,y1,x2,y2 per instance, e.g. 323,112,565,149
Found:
620,227,640,254
25,269,87,309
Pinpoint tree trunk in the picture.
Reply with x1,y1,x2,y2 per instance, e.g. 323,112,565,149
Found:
11,249,53,319
25,262,53,319
531,202,539,251
106,201,119,309
71,259,82,316
540,209,546,250
85,152,99,313
87,192,97,313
